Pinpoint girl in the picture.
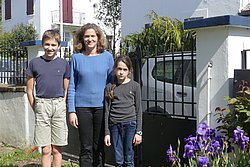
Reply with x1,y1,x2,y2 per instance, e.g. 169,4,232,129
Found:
104,56,142,167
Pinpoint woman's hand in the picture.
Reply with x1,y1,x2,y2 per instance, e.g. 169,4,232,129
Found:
69,112,78,128
104,135,111,146
133,134,142,146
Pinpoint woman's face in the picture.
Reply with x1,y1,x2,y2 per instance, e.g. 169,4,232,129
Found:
83,28,98,50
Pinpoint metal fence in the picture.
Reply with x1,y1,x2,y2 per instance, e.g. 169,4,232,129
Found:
0,47,71,85
0,47,28,85
140,52,196,119
122,38,197,119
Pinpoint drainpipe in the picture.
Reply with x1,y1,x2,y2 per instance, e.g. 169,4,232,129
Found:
207,62,213,127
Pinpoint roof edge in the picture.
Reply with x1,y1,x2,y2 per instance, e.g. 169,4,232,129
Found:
184,15,250,30
21,40,68,47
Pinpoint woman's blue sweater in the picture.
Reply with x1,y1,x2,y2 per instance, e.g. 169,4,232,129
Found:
67,51,114,112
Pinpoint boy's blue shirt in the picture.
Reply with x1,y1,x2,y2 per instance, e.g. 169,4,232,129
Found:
67,51,114,112
26,56,70,98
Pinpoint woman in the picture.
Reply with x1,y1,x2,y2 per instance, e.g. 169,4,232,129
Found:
67,23,114,167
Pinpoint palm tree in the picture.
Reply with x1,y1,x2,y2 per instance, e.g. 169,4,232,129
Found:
123,11,195,57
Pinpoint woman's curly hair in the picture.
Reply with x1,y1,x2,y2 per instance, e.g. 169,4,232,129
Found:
73,23,108,53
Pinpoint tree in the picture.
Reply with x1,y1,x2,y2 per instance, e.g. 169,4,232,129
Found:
123,11,196,57
0,0,2,31
11,23,38,46
96,0,121,56
0,23,37,49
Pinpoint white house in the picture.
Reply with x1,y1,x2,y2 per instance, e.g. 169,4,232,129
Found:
1,0,112,45
121,0,250,36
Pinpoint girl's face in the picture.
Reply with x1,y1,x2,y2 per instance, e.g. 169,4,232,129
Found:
115,61,130,84
83,28,98,50
42,38,60,58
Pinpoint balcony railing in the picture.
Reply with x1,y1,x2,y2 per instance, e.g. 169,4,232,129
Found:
51,10,85,26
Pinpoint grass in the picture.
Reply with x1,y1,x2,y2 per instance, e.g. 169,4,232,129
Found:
0,147,79,167
0,148,40,166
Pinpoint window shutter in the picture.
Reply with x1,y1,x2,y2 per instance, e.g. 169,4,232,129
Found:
27,0,34,15
5,0,11,20
63,0,73,23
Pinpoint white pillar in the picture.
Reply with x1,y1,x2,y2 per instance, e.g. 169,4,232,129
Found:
185,15,250,128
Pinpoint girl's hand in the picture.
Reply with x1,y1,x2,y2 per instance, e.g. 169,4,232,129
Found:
69,112,78,128
133,134,142,146
104,135,111,146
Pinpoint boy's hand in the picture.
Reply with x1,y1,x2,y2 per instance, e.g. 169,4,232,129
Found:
133,134,142,146
104,135,111,146
69,112,78,128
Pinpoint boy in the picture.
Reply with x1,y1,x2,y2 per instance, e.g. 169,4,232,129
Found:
26,29,70,167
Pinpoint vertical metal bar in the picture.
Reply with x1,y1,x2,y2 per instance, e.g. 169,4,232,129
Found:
135,37,143,167
241,50,246,69
163,42,166,114
171,38,175,115
191,38,195,118
119,42,122,57
181,40,185,117
15,49,18,84
146,57,149,113
154,45,158,112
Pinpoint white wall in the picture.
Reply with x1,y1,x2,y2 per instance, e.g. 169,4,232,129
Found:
0,90,35,147
121,0,245,36
195,25,250,128
2,0,27,32
196,27,229,128
228,28,250,77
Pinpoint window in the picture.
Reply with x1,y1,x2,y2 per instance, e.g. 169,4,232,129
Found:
64,32,71,42
152,59,196,87
5,0,11,20
27,0,34,15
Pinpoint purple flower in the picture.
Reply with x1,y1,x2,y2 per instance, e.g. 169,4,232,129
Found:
183,144,195,159
207,140,222,160
166,145,178,163
233,128,249,150
205,128,216,139
214,135,224,144
184,135,197,143
233,128,244,143
211,140,221,151
239,135,249,150
197,122,209,136
198,156,210,167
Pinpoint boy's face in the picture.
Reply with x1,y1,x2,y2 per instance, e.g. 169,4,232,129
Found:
42,38,60,57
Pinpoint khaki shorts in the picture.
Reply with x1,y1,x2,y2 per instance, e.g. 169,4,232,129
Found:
34,97,68,147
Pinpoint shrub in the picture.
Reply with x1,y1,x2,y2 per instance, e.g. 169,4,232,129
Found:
215,80,250,139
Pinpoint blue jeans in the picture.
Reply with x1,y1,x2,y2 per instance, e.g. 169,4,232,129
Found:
109,121,136,167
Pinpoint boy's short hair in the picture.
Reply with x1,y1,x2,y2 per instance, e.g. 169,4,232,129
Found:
42,29,61,45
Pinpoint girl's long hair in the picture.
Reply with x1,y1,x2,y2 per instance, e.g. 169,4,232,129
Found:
106,56,133,100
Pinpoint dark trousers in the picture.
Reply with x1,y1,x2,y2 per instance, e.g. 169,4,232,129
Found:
76,107,104,167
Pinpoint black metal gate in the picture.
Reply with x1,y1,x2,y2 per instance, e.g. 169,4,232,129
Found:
130,40,197,166
63,40,197,166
